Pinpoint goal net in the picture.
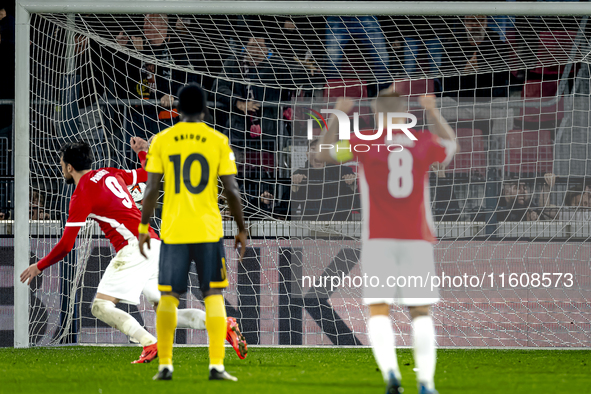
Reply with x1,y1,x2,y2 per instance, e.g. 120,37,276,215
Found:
20,11,591,347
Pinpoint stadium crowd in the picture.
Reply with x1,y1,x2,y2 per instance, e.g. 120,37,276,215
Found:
1,9,590,225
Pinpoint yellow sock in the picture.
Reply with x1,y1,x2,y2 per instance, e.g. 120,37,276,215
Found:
156,295,179,366
204,294,227,366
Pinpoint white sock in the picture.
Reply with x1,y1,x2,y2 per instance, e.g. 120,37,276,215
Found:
209,364,225,372
177,309,206,330
412,315,437,390
159,364,173,372
91,299,156,347
367,315,401,382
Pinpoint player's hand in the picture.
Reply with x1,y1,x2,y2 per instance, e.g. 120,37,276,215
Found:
292,174,307,185
130,137,149,154
160,94,175,108
464,52,479,72
260,191,274,205
334,97,355,114
418,94,437,111
236,100,261,114
544,173,556,189
116,31,128,46
138,233,151,259
235,230,248,262
131,36,144,51
20,263,41,286
342,173,356,186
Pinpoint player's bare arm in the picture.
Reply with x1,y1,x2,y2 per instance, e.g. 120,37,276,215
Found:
130,136,149,154
139,171,162,258
317,97,355,164
419,95,457,142
220,174,248,261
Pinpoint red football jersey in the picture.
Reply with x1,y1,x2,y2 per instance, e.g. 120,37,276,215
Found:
37,158,159,270
65,167,159,250
351,129,456,242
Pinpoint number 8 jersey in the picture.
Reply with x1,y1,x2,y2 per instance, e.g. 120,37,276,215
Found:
145,122,237,244
343,129,455,243
37,153,159,271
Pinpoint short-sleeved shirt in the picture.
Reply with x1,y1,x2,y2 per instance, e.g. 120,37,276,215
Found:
332,129,456,242
145,122,237,244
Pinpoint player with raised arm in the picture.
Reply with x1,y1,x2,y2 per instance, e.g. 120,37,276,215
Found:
20,139,247,364
139,83,248,381
317,92,457,394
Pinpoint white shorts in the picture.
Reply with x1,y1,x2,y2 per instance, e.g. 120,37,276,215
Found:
361,239,439,306
96,239,161,305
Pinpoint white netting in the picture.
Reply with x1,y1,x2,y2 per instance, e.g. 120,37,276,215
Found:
22,13,591,347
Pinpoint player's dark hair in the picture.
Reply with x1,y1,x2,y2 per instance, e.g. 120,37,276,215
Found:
177,83,206,116
59,141,93,171
375,90,405,113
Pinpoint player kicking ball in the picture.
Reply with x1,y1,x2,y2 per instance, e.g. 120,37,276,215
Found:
20,140,247,363
317,93,457,394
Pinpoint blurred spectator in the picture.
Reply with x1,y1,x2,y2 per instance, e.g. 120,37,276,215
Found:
438,15,510,98
30,191,50,220
73,31,109,167
114,14,179,143
559,184,591,222
168,15,225,92
271,17,321,79
213,25,310,152
325,16,390,92
497,174,556,221
246,183,290,220
291,138,359,221
497,179,536,221
564,185,590,208
383,16,445,77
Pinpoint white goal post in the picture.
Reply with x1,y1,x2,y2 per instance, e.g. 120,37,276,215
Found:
13,1,591,348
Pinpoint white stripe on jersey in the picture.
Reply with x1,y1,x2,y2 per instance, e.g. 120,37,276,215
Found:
438,139,457,166
88,213,135,240
424,177,436,237
65,222,86,227
357,164,370,242
125,169,138,186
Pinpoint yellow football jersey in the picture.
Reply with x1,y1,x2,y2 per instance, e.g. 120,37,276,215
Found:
145,122,237,244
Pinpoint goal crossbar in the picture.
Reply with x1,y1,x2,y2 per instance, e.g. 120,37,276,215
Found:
17,1,591,16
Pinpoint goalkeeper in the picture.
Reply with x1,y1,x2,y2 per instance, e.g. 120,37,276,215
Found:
139,83,248,381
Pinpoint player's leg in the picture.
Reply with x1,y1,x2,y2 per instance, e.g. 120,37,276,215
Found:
142,241,207,331
153,242,192,380
91,293,157,348
194,240,239,381
144,261,246,359
408,305,437,394
368,302,402,394
362,239,402,393
92,242,158,360
397,240,439,394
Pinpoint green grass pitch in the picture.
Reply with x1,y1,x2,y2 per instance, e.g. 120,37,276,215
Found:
0,347,589,394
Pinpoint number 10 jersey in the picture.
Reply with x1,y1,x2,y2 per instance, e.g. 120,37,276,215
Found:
145,122,237,244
